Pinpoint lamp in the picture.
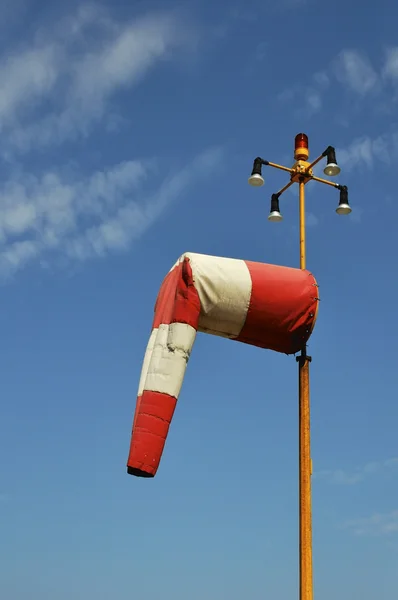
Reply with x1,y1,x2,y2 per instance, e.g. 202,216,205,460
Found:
248,157,265,187
324,146,341,177
268,194,283,222
336,185,351,215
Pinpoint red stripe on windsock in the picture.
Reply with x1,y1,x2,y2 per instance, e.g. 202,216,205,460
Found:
153,257,201,328
236,261,318,354
128,391,177,477
127,257,200,477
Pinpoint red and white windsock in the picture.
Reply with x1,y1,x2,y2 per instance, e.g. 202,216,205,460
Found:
127,252,319,478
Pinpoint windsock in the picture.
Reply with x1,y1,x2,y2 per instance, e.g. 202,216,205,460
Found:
127,252,319,477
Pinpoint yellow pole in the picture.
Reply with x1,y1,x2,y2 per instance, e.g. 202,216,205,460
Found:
299,180,306,270
297,178,313,600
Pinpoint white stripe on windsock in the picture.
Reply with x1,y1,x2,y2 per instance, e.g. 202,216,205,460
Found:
143,322,197,399
186,253,252,338
137,328,158,397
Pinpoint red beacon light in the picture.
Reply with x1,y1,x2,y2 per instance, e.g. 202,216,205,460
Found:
294,133,309,161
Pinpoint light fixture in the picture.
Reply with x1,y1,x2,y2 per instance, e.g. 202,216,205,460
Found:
294,133,309,161
324,146,341,177
268,194,283,222
336,185,351,215
248,157,265,187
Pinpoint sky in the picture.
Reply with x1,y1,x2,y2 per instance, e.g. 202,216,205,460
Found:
0,0,398,598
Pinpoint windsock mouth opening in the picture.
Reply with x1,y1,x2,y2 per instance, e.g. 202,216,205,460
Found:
127,466,155,478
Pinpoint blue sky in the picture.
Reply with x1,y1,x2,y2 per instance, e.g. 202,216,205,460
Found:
0,0,398,598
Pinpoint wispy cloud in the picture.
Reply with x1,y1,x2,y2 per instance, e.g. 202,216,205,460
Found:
382,47,398,81
0,5,194,154
337,131,398,172
277,70,329,116
343,510,398,536
316,457,398,485
0,5,223,279
333,49,379,95
0,46,58,126
0,146,224,278
306,212,319,227
278,47,397,114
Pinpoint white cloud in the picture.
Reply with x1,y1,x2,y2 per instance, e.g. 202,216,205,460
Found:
334,50,378,95
337,131,398,171
277,69,330,116
278,49,381,115
0,6,224,279
65,146,223,262
313,71,330,88
316,457,398,485
0,6,192,152
343,510,398,536
255,42,267,62
383,47,398,81
0,5,221,279
0,5,97,129
0,146,224,277
304,89,322,113
0,47,58,125
306,212,319,227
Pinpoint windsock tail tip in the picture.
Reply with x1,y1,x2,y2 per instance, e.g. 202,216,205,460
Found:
127,465,155,478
